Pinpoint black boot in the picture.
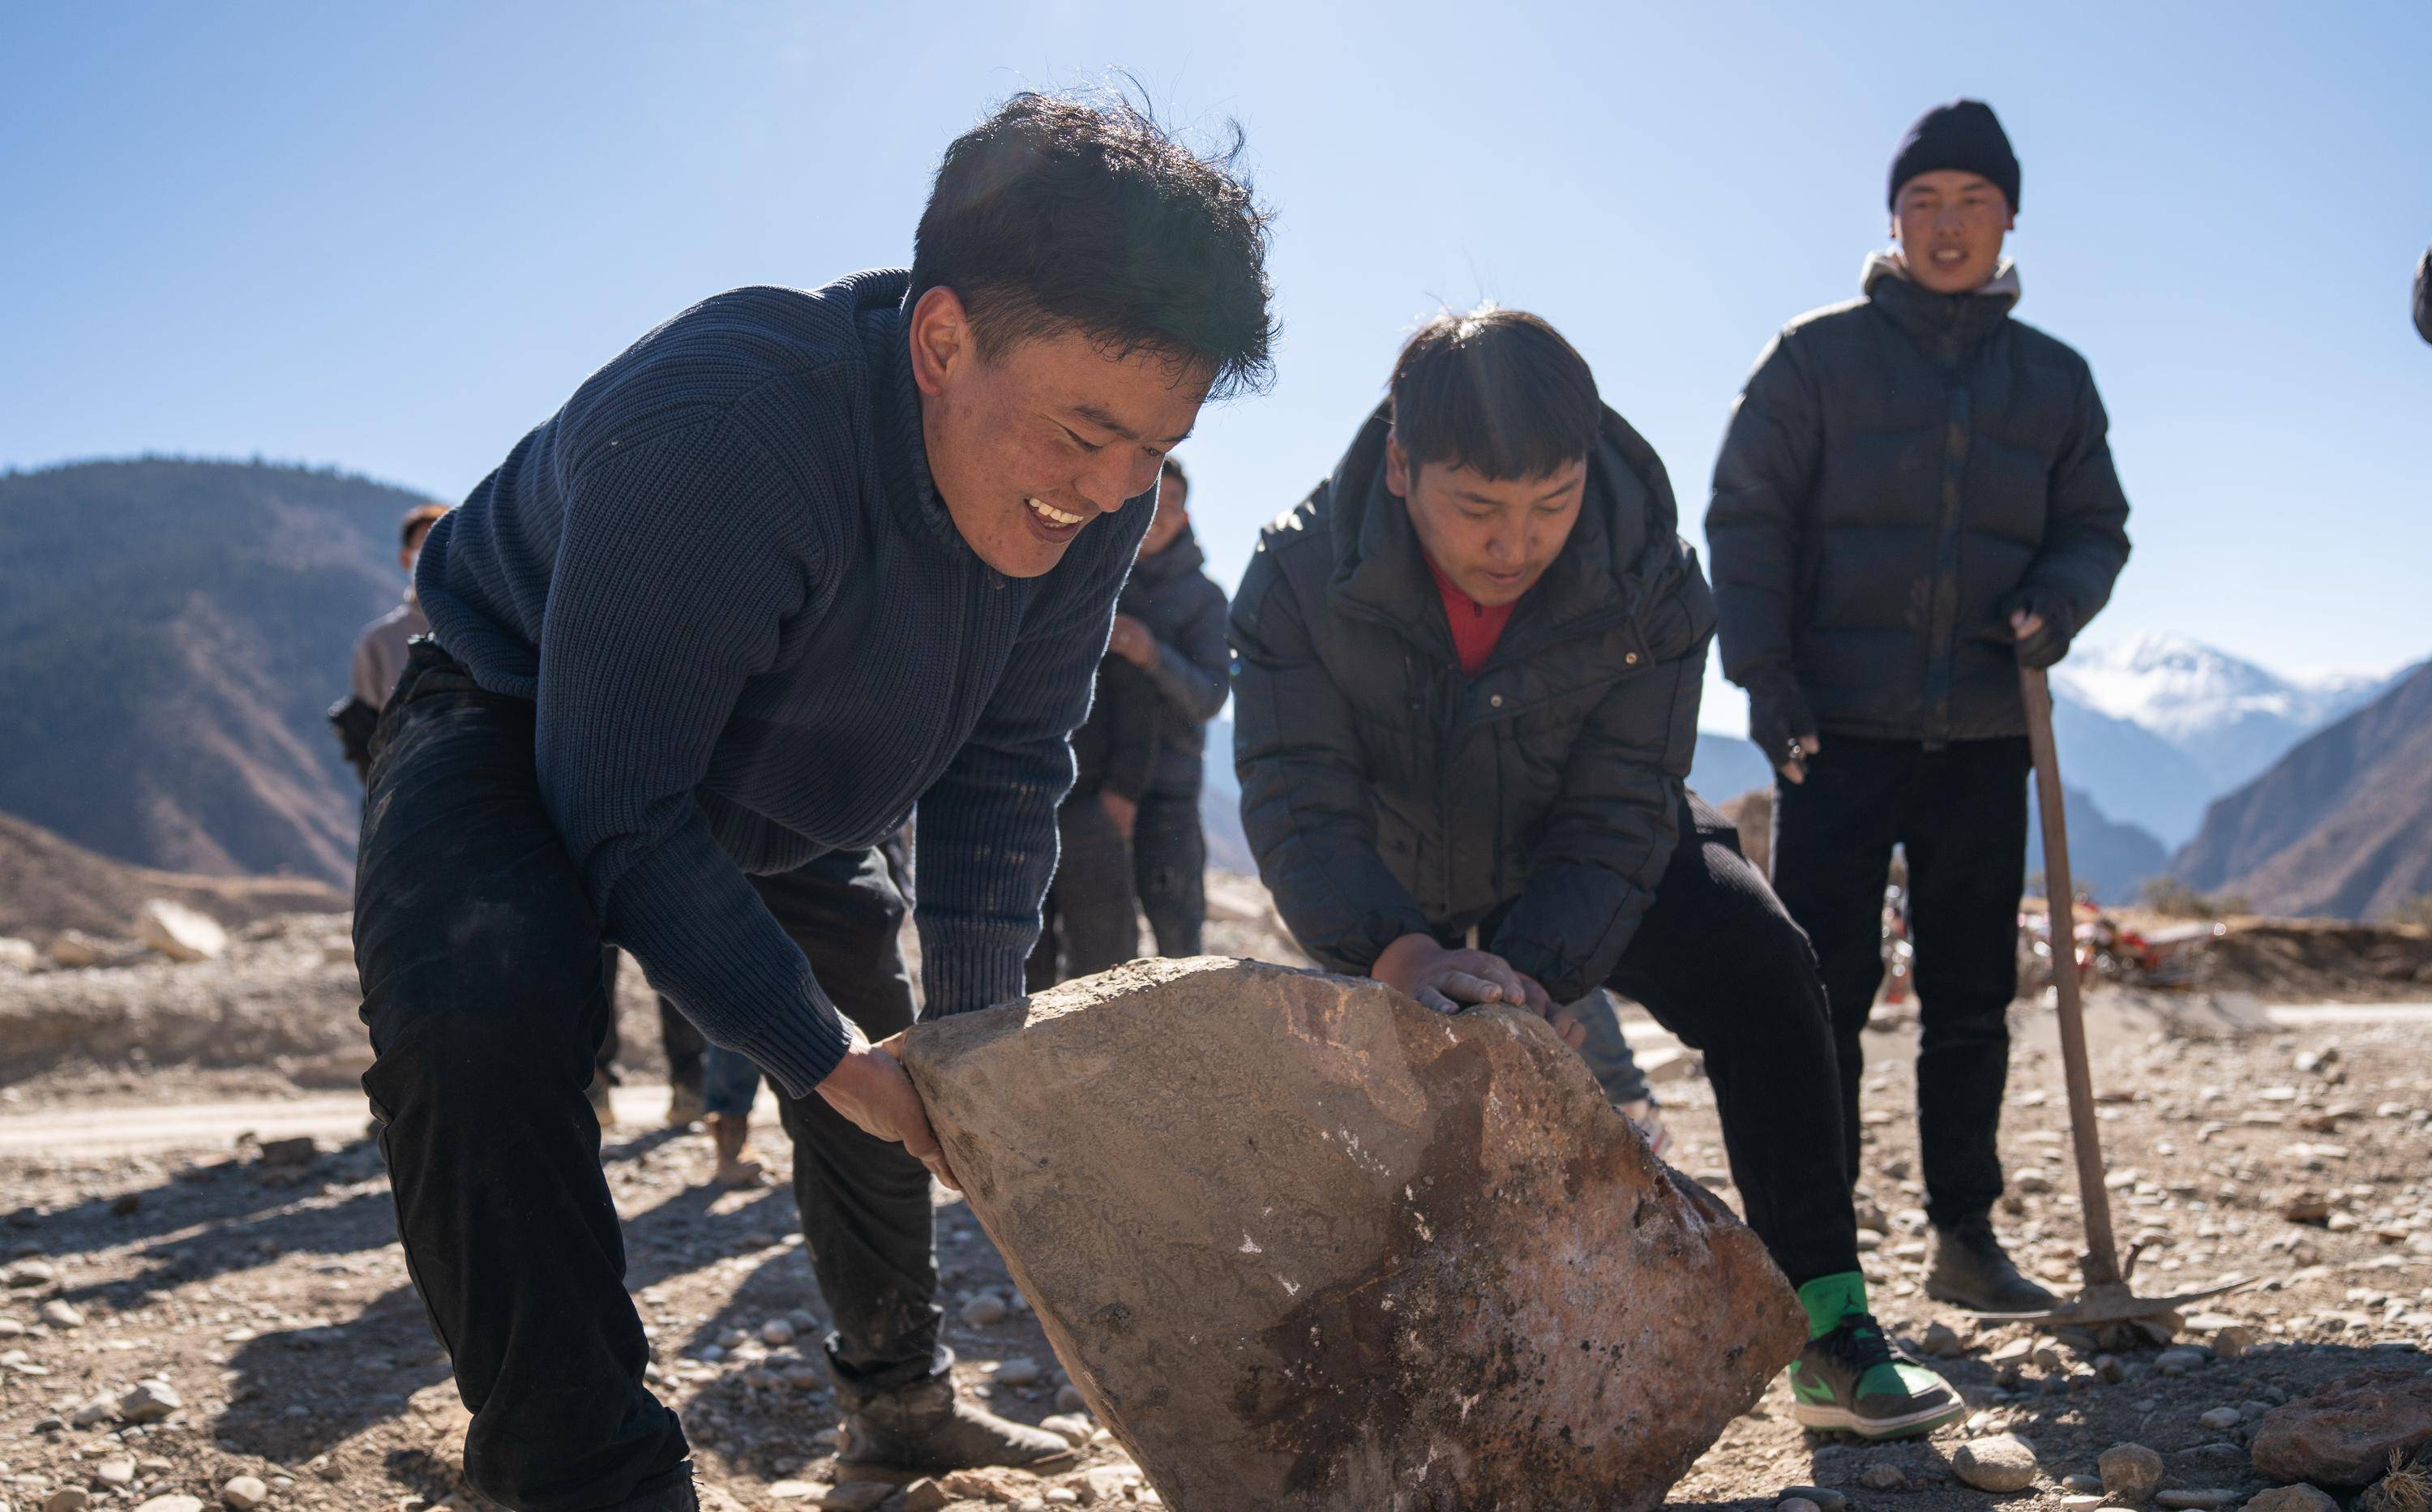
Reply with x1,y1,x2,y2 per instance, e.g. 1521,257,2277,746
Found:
838,1375,1077,1475
1925,1213,2057,1313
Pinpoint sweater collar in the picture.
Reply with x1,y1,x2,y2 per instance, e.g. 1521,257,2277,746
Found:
1862,247,2020,362
854,273,969,558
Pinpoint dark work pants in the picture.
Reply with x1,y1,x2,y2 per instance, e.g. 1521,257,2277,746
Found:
1768,735,2031,1229
587,953,705,1094
755,851,945,1403
1577,793,1858,1287
1025,794,1137,991
356,647,934,1510
1132,787,1205,957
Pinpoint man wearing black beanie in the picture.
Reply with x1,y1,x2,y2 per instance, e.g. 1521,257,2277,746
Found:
1706,99,2132,1313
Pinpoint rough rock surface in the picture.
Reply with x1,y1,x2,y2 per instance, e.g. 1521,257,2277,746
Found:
901,957,1805,1512
2251,1366,2432,1487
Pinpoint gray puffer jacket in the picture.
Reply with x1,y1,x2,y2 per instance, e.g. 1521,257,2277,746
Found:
1706,255,2132,743
1231,402,1715,1001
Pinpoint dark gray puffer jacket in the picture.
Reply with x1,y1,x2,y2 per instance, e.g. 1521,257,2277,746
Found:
1706,256,2132,743
1116,524,1230,799
1231,402,1715,1002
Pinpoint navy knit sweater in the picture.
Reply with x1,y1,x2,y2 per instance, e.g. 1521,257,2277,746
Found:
416,270,1149,1097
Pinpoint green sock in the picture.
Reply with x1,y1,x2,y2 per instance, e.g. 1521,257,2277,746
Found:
1796,1270,1869,1339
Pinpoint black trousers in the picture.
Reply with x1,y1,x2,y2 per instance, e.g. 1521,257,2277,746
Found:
1025,794,1138,991
1768,735,2030,1228
1556,793,1857,1287
357,646,936,1512
1132,787,1205,957
587,958,706,1094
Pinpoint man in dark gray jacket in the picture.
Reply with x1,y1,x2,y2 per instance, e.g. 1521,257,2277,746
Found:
1103,456,1231,955
1235,306,1962,1439
1707,100,2132,1313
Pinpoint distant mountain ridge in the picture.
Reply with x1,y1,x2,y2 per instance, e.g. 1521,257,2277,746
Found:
2173,662,2432,920
2054,632,2395,798
0,458,429,884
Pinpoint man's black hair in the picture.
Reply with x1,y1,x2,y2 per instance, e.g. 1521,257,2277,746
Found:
1159,455,1188,489
910,90,1277,400
1389,305,1599,480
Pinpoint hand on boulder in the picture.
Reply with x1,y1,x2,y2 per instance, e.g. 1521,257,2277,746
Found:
1374,937,1584,1044
817,1024,959,1191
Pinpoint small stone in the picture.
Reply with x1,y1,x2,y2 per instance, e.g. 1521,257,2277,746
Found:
764,1484,821,1503
1041,1414,1094,1446
2156,1347,2207,1376
1055,1383,1087,1412
2241,1489,2338,1512
49,930,109,966
2096,1353,2126,1383
45,1491,93,1512
2062,1497,2107,1510
92,1458,138,1488
70,1390,120,1427
1779,1500,1821,1512
1860,1463,1906,1491
8,1258,58,1287
1779,1490,1847,1512
2156,1493,2238,1510
815,1485,892,1512
2252,1365,2432,1486
960,1291,1009,1328
900,1480,949,1512
220,1477,269,1510
1081,1467,1140,1503
2099,1442,2165,1505
2280,1191,2334,1224
135,899,228,962
41,1299,83,1328
993,1356,1042,1387
2199,1406,2244,1431
256,1137,319,1168
760,1317,797,1347
2213,1325,2259,1360
118,1378,182,1424
132,1500,207,1512
1920,1321,1963,1357
2062,1476,2103,1494
0,934,38,970
1950,1433,2040,1493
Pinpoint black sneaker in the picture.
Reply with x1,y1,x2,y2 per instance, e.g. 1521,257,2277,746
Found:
1788,1314,1964,1439
1925,1214,2058,1313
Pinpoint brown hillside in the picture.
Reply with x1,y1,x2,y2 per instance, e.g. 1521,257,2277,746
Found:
2173,662,2432,920
0,810,344,941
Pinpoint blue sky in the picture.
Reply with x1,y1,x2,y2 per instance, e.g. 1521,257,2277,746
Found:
4,1,2427,734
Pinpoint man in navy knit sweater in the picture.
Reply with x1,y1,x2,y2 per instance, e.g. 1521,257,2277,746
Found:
353,95,1274,1511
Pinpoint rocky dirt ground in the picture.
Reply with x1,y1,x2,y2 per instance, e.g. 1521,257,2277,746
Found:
6,893,2432,1511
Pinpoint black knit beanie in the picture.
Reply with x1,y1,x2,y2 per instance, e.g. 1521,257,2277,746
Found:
1887,100,2019,212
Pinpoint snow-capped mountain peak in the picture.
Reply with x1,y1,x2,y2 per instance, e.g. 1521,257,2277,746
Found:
2053,632,2364,741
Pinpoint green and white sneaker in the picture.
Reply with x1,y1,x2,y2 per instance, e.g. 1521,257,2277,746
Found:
1787,1313,1964,1439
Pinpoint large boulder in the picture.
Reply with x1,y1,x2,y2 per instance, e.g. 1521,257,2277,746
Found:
901,957,1805,1512
2252,1367,2432,1487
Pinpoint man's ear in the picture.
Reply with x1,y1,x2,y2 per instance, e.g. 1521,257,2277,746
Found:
907,285,973,399
1384,431,1411,499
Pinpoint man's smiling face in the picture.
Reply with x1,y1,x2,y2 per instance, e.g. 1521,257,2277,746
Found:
910,286,1208,578
1893,169,2014,294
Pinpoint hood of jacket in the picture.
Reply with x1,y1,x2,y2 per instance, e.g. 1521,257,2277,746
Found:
1861,247,2021,359
1317,400,1685,666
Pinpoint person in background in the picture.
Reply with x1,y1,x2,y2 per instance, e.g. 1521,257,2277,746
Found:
330,502,446,779
1707,99,2131,1315
1102,456,1231,956
1235,305,1963,1440
1026,653,1161,987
